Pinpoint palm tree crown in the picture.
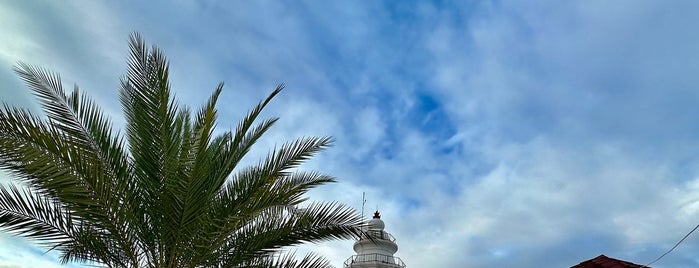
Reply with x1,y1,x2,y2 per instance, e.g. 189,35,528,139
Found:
0,33,362,268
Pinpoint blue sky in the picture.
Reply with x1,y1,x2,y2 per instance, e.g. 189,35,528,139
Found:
2,1,699,267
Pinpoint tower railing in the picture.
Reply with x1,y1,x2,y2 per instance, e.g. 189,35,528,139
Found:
343,253,406,268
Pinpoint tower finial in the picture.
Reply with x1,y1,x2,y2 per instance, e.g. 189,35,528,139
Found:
373,210,380,219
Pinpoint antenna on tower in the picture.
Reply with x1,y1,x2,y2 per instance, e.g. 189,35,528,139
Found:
361,192,366,222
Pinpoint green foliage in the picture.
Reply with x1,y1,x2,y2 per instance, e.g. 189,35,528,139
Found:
0,33,362,268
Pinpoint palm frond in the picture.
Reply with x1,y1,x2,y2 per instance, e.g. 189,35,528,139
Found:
118,33,182,267
214,202,361,267
214,136,334,220
119,32,177,190
0,184,73,244
0,105,95,205
270,171,336,206
204,85,283,197
238,251,333,268
59,225,131,267
262,136,334,174
13,65,129,193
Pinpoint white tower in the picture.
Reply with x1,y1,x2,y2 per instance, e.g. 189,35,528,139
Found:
343,211,406,268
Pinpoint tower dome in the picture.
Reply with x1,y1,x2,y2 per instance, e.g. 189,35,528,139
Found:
367,211,385,231
344,211,406,268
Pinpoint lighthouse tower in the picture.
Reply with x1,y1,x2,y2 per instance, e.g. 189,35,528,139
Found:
343,211,406,268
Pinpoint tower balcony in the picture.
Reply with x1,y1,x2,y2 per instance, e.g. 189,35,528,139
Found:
343,253,406,268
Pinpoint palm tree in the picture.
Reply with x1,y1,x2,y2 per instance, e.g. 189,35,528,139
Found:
0,33,362,268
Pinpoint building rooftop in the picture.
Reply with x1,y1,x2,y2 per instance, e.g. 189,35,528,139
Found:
570,254,646,268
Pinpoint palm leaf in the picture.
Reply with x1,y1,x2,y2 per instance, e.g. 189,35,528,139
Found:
240,251,333,268
0,184,73,243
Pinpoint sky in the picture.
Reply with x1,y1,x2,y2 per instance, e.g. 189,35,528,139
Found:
2,0,699,267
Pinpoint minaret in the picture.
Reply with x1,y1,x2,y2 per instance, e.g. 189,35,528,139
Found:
343,211,406,268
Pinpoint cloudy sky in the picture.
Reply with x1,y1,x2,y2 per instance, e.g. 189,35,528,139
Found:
2,1,699,267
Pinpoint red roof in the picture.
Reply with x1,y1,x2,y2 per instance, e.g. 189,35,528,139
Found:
570,255,647,268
